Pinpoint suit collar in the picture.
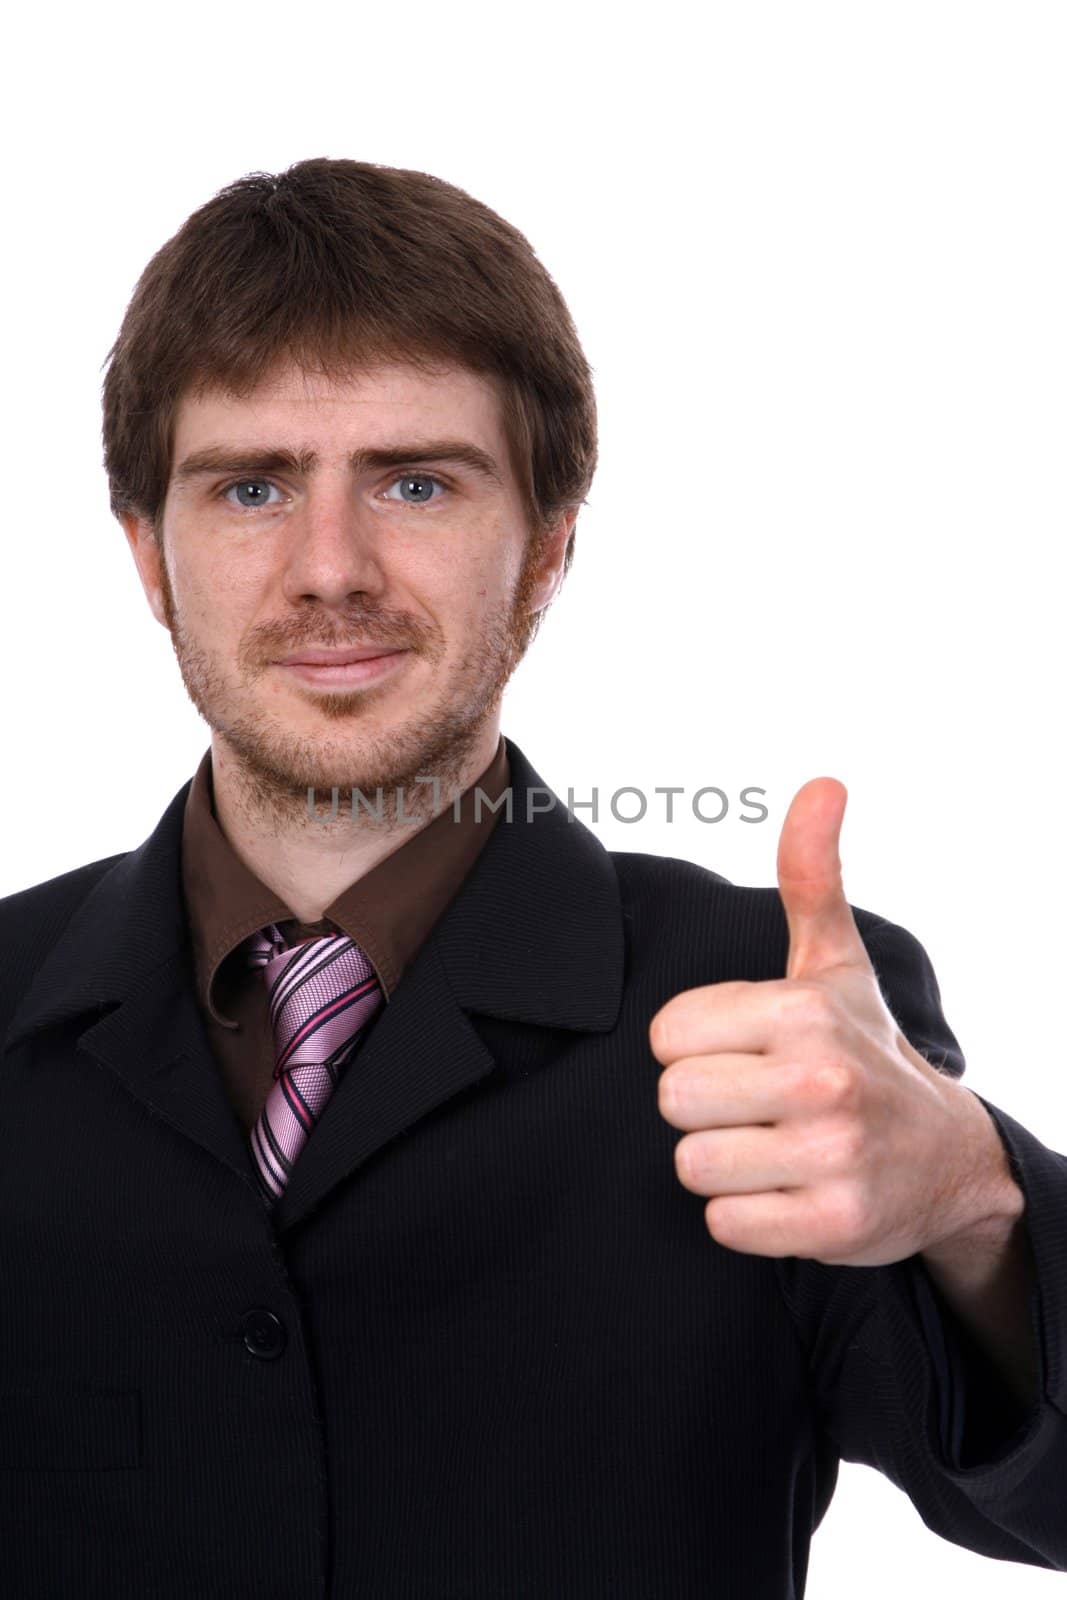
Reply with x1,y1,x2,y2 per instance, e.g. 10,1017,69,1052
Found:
182,731,514,1020
5,778,193,1052
4,738,624,1231
434,737,624,1030
5,737,622,1048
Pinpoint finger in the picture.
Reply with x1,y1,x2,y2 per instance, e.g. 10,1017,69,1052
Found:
675,1125,805,1195
703,1190,825,1259
776,776,871,979
658,1053,817,1131
649,979,785,1064
649,973,860,1065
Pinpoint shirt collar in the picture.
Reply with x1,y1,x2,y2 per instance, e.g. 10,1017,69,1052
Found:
180,734,510,1027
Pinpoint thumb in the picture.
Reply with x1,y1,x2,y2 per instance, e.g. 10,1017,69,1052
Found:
777,777,871,980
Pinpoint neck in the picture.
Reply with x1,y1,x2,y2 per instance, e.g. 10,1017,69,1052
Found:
208,717,503,922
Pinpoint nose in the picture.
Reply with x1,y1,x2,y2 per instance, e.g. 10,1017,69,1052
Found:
279,479,388,608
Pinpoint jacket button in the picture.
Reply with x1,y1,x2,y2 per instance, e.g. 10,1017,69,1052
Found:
241,1309,287,1359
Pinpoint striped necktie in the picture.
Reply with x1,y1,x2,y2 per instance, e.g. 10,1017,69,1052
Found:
245,922,384,1206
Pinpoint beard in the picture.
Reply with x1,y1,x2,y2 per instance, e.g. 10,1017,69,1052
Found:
156,533,549,830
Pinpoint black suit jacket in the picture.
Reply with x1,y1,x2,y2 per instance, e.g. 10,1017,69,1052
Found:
2,737,1065,1598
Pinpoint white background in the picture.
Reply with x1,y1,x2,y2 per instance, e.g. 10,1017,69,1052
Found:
2,3,1065,1592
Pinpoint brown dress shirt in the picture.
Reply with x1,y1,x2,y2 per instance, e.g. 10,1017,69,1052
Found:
180,735,510,1134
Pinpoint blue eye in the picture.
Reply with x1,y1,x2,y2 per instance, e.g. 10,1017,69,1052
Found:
218,472,446,511
384,473,445,505
224,479,283,509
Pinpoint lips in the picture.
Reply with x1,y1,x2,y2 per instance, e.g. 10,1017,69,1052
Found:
277,646,407,666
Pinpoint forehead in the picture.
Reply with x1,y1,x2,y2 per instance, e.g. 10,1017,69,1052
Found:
170,359,507,453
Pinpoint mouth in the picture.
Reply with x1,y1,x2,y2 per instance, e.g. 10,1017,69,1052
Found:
274,646,411,688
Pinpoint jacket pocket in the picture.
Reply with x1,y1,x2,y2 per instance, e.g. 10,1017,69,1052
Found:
0,1390,141,1470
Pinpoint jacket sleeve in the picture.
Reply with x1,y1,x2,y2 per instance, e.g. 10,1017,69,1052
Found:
773,912,1067,1572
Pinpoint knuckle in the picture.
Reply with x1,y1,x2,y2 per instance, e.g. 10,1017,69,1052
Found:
715,979,752,1001
815,1116,866,1171
820,1182,869,1243
649,1010,675,1059
658,1066,685,1117
675,1136,700,1185
780,982,836,1030
812,1060,857,1108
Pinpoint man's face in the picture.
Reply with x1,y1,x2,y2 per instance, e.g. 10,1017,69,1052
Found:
122,359,572,808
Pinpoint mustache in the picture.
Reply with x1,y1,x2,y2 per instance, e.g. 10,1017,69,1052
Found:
244,606,440,661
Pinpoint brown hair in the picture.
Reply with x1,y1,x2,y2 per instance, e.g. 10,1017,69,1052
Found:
101,157,597,578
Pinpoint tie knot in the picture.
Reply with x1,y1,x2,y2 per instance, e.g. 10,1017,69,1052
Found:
244,921,288,969
245,921,384,1079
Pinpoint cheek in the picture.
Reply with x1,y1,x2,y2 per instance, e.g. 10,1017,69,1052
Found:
461,573,514,627
181,579,248,640
472,537,526,608
171,541,268,625
419,549,513,625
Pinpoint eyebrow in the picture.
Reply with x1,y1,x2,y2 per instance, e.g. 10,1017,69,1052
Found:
171,440,504,488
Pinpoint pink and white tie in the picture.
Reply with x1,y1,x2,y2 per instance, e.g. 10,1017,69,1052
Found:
245,923,384,1205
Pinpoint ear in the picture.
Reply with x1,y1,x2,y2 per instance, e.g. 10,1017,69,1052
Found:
119,511,169,630
526,508,579,614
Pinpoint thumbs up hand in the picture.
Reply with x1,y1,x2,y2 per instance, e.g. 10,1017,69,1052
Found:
650,779,1008,1267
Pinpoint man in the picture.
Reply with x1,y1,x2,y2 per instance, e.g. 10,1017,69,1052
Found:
0,158,1063,1598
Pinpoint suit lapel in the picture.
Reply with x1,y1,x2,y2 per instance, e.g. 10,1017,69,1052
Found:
4,781,262,1185
4,739,625,1230
273,937,498,1228
274,740,625,1227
